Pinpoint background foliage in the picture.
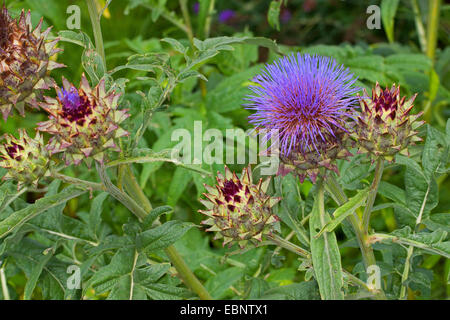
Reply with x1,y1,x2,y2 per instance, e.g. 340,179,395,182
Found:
0,0,449,300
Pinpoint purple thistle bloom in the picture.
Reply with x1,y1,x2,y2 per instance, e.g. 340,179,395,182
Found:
246,53,360,157
218,9,235,23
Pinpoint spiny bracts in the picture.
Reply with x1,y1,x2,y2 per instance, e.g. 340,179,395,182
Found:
0,6,63,120
0,129,49,188
354,82,425,162
199,166,281,248
37,74,130,166
277,129,353,183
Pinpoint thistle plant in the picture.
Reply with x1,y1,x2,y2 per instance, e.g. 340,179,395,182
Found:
0,1,447,303
0,6,63,120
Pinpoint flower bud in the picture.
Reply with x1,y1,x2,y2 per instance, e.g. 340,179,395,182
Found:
199,166,281,248
38,75,130,166
354,83,425,161
0,7,63,120
0,129,49,188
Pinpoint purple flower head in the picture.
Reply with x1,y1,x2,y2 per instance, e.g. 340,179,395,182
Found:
246,53,360,157
56,83,92,123
218,9,235,23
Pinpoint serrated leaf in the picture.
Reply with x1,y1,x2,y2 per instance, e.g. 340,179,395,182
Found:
137,220,194,253
0,186,86,239
309,183,344,300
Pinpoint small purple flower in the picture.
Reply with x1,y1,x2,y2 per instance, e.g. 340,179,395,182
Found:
246,53,360,157
218,9,235,23
192,2,199,14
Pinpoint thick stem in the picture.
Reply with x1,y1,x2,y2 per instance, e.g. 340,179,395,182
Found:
362,158,384,232
165,245,212,300
86,0,106,68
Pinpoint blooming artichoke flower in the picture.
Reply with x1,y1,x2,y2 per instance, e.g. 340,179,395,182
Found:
246,53,360,182
0,129,49,188
199,166,281,248
0,6,63,120
37,75,130,166
354,83,425,162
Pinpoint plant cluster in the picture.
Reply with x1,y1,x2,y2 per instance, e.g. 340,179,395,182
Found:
0,0,448,300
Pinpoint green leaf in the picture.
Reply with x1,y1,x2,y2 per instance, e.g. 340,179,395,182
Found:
167,167,192,207
137,220,194,253
261,281,320,300
274,175,309,247
85,248,140,299
315,188,369,238
204,267,243,299
0,186,86,239
23,244,57,300
378,181,406,205
89,192,109,240
268,0,282,31
142,206,173,230
381,0,400,43
309,184,344,300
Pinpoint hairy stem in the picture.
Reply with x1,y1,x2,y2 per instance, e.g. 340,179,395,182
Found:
86,0,106,68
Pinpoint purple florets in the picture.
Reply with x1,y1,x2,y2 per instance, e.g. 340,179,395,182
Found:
245,53,360,156
57,85,92,123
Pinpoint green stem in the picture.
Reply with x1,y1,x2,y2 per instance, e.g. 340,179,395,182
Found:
51,171,105,192
399,246,414,300
0,262,10,300
96,162,148,220
324,175,386,299
86,0,106,68
265,233,310,259
165,245,212,300
410,0,427,53
179,0,195,48
426,0,441,63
